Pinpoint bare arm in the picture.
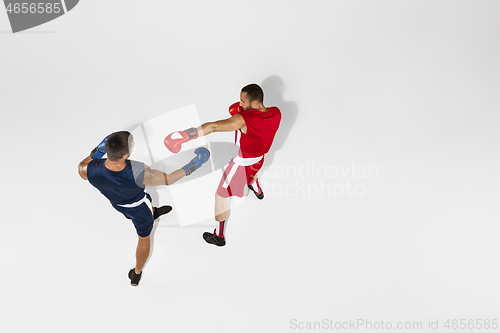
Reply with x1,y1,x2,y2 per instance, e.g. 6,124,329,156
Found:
143,165,187,186
78,156,93,180
196,114,246,137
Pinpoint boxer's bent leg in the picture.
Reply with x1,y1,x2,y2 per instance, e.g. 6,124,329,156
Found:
214,161,243,238
215,193,227,222
130,203,154,274
247,159,265,199
203,161,246,245
115,202,154,281
135,235,150,274
214,193,228,238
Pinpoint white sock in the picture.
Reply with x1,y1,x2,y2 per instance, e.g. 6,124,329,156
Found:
250,178,262,194
214,220,225,237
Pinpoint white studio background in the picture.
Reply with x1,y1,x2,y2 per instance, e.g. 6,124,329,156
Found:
1,1,499,332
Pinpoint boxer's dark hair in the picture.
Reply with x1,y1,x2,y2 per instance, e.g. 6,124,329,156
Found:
106,131,133,161
241,84,264,104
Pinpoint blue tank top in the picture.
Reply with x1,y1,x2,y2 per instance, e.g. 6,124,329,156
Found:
87,159,146,206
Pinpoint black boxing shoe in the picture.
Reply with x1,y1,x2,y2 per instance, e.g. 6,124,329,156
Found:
247,185,264,200
128,268,142,286
203,232,226,247
153,205,172,220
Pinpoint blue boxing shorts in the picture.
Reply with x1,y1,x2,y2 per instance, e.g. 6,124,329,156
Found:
113,193,154,237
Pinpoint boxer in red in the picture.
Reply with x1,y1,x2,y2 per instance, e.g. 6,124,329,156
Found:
164,84,281,246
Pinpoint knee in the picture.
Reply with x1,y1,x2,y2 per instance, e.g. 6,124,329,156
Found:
214,193,227,208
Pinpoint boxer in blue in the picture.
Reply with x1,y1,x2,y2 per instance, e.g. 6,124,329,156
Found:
78,131,210,286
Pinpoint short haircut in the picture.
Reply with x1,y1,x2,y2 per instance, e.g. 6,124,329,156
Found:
241,84,264,104
106,131,133,161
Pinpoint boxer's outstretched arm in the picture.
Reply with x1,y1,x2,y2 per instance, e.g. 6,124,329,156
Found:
196,114,246,137
78,156,93,180
143,166,186,186
143,147,210,185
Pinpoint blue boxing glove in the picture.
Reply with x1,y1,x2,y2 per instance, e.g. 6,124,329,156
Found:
182,147,210,176
90,136,109,160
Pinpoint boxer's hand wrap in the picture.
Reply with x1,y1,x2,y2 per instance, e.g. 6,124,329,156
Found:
90,136,109,160
164,127,199,153
229,102,243,116
182,147,210,176
184,127,199,140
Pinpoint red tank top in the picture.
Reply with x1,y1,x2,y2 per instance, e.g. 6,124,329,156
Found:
236,107,281,158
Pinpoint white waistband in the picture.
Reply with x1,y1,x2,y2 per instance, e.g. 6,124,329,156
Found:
233,155,263,166
117,191,148,208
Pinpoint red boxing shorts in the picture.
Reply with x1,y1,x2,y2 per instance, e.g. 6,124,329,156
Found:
217,157,264,198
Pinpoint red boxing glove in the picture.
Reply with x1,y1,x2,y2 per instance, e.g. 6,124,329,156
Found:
164,127,199,153
229,102,243,116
